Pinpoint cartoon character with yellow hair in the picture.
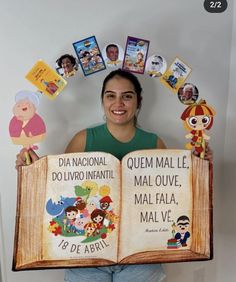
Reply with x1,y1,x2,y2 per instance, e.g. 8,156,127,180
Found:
181,99,216,158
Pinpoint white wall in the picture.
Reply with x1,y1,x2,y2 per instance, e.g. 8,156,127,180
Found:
0,0,234,281
217,1,236,280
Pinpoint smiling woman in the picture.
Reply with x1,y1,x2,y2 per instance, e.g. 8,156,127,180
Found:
65,69,166,158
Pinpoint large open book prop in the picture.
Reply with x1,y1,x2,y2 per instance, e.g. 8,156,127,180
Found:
13,149,213,271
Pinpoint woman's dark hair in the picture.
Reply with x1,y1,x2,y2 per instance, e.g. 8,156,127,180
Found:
56,54,76,68
101,69,143,109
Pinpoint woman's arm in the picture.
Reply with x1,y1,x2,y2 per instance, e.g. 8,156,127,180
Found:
65,129,86,153
156,137,167,149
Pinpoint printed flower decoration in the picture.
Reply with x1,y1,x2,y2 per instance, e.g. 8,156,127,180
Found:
48,220,58,233
82,181,98,196
107,223,115,233
52,225,62,236
48,220,62,235
99,185,110,197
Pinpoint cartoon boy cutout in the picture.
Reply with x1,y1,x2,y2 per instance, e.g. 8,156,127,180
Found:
175,215,190,247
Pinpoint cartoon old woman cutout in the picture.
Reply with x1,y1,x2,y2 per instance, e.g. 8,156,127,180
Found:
9,90,46,151
181,99,215,159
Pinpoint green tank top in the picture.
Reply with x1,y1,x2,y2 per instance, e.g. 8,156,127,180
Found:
85,123,158,160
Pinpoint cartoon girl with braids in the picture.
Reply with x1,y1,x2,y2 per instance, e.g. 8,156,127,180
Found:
181,99,216,158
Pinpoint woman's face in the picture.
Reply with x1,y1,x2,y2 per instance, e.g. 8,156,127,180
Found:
61,57,74,74
102,77,138,126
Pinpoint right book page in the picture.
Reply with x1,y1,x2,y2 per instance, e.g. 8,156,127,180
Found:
118,149,193,262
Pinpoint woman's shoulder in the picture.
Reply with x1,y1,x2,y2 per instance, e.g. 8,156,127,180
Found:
64,124,106,153
136,127,157,137
64,129,87,153
136,127,166,149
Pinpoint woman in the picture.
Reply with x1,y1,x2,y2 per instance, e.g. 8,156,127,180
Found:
16,69,166,281
56,54,78,78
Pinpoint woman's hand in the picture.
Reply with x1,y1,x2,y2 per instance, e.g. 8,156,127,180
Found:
15,148,39,170
204,143,213,162
192,143,213,162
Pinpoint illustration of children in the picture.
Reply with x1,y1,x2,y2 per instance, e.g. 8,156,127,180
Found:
175,216,190,247
91,209,106,234
74,197,89,218
74,215,89,235
84,222,97,237
99,196,113,211
181,99,216,158
9,90,46,149
63,206,78,233
87,196,101,215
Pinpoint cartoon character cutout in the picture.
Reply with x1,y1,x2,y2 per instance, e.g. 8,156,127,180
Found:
181,99,216,159
9,90,46,150
175,216,190,247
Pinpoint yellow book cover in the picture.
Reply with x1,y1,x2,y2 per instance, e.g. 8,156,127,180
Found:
25,60,67,100
160,57,192,93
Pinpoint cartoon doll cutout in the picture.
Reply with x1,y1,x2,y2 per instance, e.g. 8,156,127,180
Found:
175,216,190,247
181,99,216,159
9,90,46,151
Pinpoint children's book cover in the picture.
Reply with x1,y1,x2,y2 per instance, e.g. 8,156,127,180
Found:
73,36,106,76
160,57,192,93
122,36,149,74
25,60,67,100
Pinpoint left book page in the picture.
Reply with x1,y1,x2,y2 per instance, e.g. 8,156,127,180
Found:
13,152,120,270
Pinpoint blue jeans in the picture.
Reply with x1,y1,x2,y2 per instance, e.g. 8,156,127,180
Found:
65,264,166,282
